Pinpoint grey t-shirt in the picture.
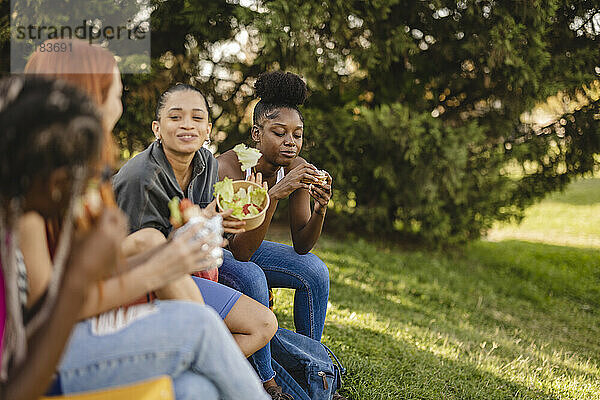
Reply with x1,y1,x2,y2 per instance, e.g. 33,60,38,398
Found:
113,141,218,237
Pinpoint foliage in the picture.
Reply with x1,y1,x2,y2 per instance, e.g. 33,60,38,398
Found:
2,0,599,244
242,0,600,245
0,0,10,75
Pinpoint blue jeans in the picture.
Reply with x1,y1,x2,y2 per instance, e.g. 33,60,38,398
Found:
218,241,330,382
57,301,269,400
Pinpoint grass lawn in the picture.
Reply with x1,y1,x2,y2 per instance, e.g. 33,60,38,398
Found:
487,178,600,248
266,178,600,399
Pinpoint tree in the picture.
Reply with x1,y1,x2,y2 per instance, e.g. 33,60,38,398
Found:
3,0,599,244
226,0,600,245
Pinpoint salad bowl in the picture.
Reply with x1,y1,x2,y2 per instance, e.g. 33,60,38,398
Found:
216,179,270,231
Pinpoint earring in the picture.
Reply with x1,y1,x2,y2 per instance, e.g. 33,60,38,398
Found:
51,188,62,202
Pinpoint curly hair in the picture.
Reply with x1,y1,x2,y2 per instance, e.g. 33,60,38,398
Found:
0,77,102,201
0,76,102,381
252,71,308,126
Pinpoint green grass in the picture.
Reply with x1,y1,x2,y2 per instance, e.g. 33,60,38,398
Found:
488,178,600,247
266,178,600,399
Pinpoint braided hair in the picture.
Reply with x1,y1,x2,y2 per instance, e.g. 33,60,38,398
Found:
0,76,102,380
253,71,307,127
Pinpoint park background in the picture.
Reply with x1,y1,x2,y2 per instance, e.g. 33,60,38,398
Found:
1,0,599,398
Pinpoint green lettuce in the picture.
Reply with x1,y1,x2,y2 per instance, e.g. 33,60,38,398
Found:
213,177,234,202
233,143,262,171
214,177,268,219
246,204,260,216
168,197,182,226
220,198,244,218
249,185,267,208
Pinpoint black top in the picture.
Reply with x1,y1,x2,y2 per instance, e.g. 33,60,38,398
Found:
113,141,218,237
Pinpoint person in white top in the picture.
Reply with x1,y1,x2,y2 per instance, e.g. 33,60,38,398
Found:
217,71,333,400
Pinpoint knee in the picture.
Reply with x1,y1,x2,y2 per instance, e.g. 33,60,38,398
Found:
259,309,278,344
246,305,277,350
304,253,330,290
122,228,166,256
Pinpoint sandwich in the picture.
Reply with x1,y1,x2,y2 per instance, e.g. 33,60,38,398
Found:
302,169,328,186
73,180,117,232
168,197,203,228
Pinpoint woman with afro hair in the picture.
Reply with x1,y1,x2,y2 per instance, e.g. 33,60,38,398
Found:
217,71,333,399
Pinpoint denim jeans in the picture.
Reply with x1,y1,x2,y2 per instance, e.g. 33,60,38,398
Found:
218,241,330,382
57,301,269,400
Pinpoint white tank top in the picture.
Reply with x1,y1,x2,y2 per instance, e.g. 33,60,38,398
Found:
245,167,285,184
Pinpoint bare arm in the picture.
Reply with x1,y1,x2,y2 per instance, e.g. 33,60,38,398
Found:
6,209,127,400
21,212,212,320
220,158,321,260
288,188,325,254
79,256,175,318
80,225,219,318
123,242,168,270
18,214,166,309
2,267,89,400
121,228,168,259
19,220,168,317
288,170,332,254
18,213,53,309
216,161,270,261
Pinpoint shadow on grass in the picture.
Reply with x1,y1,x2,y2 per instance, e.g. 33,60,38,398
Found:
267,231,600,398
326,274,599,378
318,237,600,311
301,239,600,399
326,323,565,400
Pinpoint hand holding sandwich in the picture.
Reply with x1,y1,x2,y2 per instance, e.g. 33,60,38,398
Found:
168,197,226,271
268,162,325,201
308,170,332,216
70,181,128,282
267,162,332,215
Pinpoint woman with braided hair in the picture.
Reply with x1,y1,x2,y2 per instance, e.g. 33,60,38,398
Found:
0,75,268,399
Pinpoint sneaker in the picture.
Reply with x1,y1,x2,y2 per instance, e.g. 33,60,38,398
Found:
332,393,348,400
265,385,294,400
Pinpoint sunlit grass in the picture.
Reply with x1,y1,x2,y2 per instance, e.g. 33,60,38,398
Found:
487,178,600,248
266,179,600,399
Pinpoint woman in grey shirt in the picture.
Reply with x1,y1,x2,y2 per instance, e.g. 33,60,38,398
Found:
113,84,280,372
